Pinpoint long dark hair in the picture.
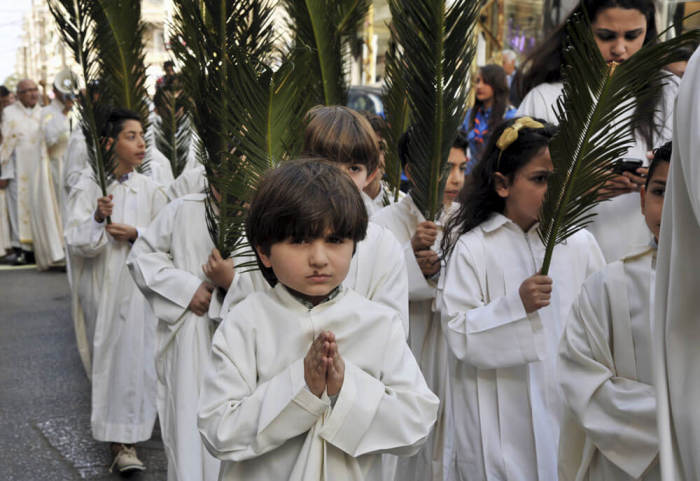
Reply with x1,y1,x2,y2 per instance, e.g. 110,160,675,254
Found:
441,117,558,259
516,0,660,147
467,64,510,132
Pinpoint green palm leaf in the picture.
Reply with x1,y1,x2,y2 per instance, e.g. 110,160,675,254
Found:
386,0,480,221
171,0,276,258
382,36,411,201
47,0,116,221
153,88,193,179
538,14,700,274
283,0,371,106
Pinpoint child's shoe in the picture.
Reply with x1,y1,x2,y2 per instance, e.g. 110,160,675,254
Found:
110,444,146,474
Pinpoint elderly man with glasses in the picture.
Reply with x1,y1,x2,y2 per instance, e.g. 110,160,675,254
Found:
0,79,43,265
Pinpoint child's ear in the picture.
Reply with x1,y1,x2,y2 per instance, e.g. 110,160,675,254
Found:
493,172,510,199
104,137,115,151
255,246,272,268
404,164,414,184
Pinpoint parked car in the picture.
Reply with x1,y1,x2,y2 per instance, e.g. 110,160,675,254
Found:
347,85,384,117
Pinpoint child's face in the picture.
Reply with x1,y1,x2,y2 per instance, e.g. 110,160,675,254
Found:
443,147,467,206
112,120,146,170
337,162,378,191
640,162,668,243
257,231,354,306
496,146,553,232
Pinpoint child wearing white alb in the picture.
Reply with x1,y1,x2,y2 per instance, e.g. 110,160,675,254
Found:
198,160,438,481
64,108,168,473
558,143,672,481
438,117,605,481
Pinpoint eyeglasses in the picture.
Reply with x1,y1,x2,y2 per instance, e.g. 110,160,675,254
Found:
18,88,39,94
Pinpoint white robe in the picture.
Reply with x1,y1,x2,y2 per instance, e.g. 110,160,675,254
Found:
218,221,410,336
372,194,458,481
438,214,605,481
198,284,439,481
0,102,42,251
126,193,220,481
65,171,167,442
165,164,207,201
653,47,700,481
517,80,677,262
31,99,69,269
62,128,88,212
558,245,659,481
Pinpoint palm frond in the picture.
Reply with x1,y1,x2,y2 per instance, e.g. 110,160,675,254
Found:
386,0,480,220
47,0,116,221
283,0,371,106
538,14,700,274
382,36,411,201
154,89,192,179
171,0,276,257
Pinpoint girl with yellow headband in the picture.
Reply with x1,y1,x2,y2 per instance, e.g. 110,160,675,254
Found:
437,117,606,481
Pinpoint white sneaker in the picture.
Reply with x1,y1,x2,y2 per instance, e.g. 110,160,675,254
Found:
110,444,146,474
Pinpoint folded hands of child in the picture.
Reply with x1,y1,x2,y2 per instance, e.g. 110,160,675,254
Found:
304,331,345,398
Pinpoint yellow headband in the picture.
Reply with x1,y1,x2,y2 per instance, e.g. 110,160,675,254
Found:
496,117,545,152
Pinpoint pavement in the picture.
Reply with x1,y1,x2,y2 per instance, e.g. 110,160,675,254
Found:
0,267,166,480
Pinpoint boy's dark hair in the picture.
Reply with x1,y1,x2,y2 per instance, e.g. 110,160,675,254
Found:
246,158,369,286
398,127,469,169
0,85,9,98
101,108,142,139
441,117,557,258
303,105,380,174
164,60,175,70
647,141,672,188
360,111,386,135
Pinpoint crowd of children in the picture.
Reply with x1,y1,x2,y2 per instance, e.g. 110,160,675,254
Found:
37,0,698,479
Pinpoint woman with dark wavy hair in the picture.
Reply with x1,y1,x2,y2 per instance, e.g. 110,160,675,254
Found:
461,64,517,172
516,0,679,262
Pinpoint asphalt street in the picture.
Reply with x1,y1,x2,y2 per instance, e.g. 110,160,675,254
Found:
0,266,166,480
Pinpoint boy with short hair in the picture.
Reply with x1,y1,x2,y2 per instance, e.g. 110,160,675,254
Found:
372,128,467,481
557,142,672,481
219,106,409,335
65,108,168,473
198,159,438,481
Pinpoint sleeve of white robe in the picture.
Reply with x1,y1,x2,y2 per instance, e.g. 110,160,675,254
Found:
63,134,88,194
64,181,109,258
364,226,410,335
197,310,330,461
559,274,658,479
439,238,546,369
403,240,436,302
319,317,439,457
127,199,203,323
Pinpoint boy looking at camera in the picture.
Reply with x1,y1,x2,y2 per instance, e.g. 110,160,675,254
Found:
197,159,438,481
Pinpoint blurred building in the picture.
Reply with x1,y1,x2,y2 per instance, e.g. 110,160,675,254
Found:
15,0,174,95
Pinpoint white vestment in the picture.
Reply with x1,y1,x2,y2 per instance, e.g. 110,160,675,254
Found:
219,221,410,336
65,172,167,442
558,245,659,481
653,48,700,481
31,99,69,269
517,80,677,262
63,128,88,211
372,194,458,481
165,164,207,201
438,214,605,481
198,284,439,481
127,193,220,481
0,102,42,251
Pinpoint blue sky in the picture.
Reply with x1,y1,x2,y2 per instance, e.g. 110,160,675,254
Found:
0,0,33,85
